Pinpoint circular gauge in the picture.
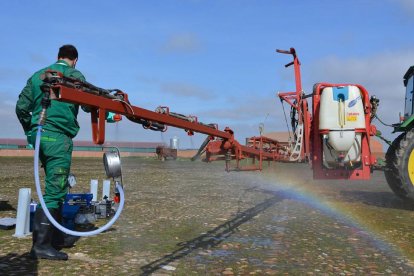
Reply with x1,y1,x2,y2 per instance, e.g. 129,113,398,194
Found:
68,173,77,188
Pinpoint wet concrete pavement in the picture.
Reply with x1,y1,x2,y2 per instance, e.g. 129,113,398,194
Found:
1,157,414,275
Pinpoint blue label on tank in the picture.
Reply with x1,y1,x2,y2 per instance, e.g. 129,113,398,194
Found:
348,95,361,108
332,87,349,102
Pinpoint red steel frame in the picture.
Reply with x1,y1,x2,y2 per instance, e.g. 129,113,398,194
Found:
276,48,311,161
205,135,290,171
276,48,377,180
49,84,282,171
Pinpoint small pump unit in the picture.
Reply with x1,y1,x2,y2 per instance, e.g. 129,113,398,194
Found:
60,149,123,230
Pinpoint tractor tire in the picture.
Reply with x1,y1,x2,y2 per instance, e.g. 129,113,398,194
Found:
385,130,414,201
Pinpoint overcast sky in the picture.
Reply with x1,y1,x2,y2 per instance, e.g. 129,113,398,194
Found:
1,0,413,149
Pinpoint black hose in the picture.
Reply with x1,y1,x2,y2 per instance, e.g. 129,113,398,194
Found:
374,114,394,127
191,136,211,161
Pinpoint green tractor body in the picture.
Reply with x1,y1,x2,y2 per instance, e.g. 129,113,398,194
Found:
385,66,414,200
395,66,414,132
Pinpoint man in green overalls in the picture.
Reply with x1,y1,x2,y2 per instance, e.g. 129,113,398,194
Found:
16,45,85,260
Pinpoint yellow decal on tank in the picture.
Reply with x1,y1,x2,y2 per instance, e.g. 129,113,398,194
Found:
346,115,357,122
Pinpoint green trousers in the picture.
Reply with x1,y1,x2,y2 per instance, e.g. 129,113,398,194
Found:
29,129,73,209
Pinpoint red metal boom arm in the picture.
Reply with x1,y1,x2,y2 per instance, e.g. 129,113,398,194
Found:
46,79,285,171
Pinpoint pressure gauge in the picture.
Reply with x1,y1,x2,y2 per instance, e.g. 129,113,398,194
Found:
103,150,122,178
68,173,77,188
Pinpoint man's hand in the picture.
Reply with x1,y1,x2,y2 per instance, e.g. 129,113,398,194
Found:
106,112,122,123
25,130,34,149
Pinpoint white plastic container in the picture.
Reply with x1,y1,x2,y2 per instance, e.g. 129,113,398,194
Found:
170,136,179,150
319,86,366,130
90,179,98,202
13,188,31,237
319,86,366,166
102,180,111,200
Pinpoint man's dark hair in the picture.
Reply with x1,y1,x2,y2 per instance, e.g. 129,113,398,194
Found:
58,44,78,60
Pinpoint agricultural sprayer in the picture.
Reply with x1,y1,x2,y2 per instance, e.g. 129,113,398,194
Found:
37,47,414,208
276,48,414,202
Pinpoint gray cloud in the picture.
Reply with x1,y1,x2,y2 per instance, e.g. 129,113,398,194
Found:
395,0,414,15
29,53,49,65
199,96,273,120
304,49,414,142
306,50,414,116
136,75,160,85
137,75,215,101
0,67,31,81
196,94,284,136
0,96,24,138
160,33,202,54
160,82,213,100
0,101,15,116
199,49,414,143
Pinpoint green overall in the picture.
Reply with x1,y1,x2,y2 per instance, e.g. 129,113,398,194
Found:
16,60,85,209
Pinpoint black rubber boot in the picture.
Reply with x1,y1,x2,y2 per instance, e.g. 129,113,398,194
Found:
53,231,79,249
30,208,68,261
52,206,79,249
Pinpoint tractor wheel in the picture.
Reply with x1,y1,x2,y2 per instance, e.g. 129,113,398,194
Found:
385,130,414,201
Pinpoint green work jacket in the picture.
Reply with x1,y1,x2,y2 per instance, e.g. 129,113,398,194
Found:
16,60,86,138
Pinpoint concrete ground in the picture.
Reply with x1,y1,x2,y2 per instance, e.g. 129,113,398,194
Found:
1,156,414,275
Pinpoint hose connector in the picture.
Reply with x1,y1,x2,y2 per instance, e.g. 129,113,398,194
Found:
38,83,52,126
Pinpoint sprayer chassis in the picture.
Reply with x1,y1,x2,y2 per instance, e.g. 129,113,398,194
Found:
276,48,377,180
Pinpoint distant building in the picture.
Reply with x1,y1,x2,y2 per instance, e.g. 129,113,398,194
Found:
0,133,385,159
0,138,164,157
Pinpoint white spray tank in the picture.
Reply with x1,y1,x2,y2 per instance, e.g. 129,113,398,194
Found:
319,86,366,167
170,136,179,150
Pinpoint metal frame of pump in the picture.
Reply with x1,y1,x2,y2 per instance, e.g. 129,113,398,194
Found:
41,71,286,172
276,48,377,180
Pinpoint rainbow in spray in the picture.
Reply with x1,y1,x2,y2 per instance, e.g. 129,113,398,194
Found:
235,167,414,268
